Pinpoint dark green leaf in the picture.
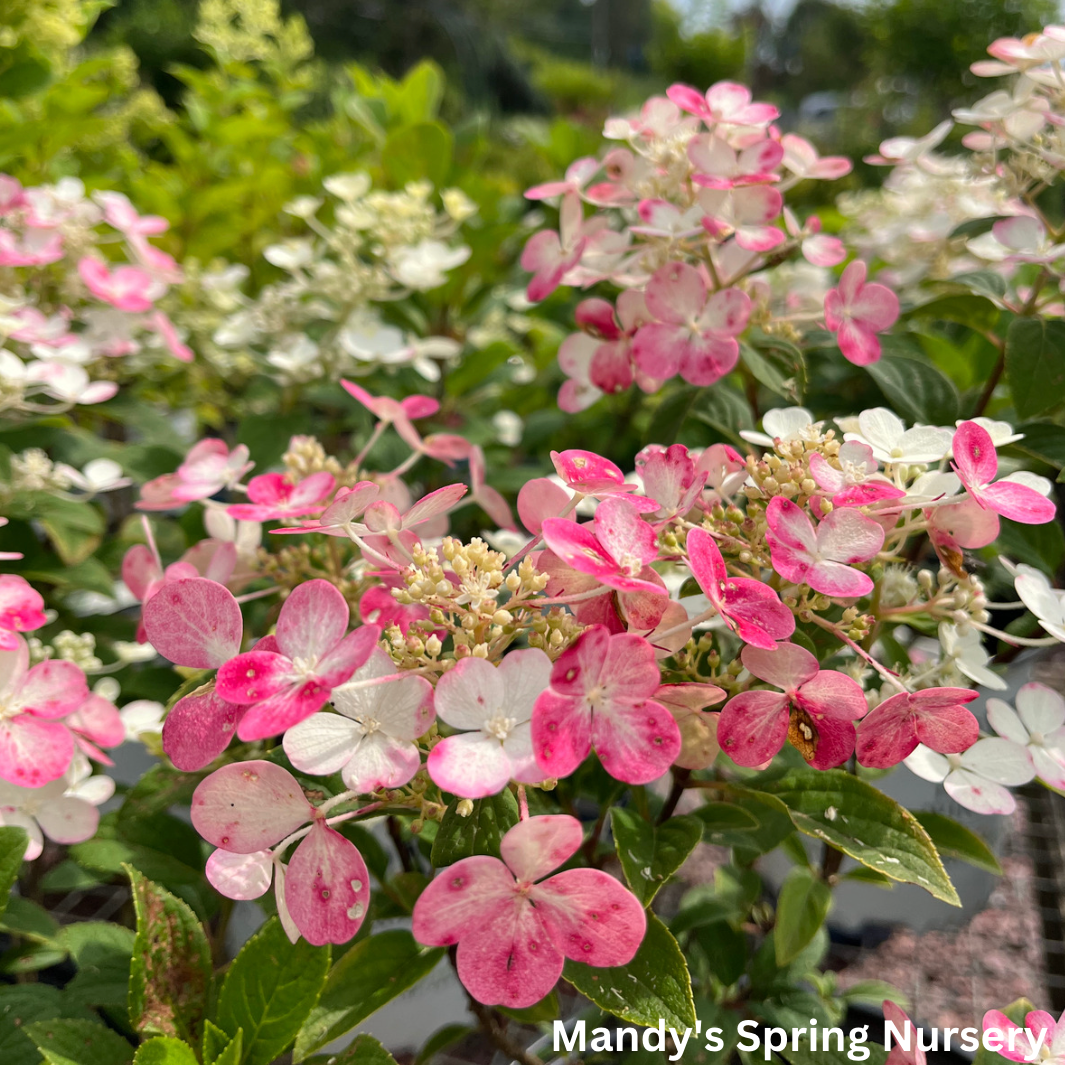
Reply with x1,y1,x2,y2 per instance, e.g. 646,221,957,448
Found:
912,811,1002,874
430,792,519,866
216,917,330,1065
293,930,443,1060
33,496,104,566
0,895,60,943
906,294,999,331
564,913,695,1030
610,808,701,905
1015,422,1065,469
774,867,832,966
948,269,1008,299
0,826,26,919
995,517,1065,575
866,356,960,425
323,1034,399,1065
1006,319,1065,419
841,866,894,888
948,219,1010,242
127,866,212,1047
0,985,94,1065
59,922,133,1010
715,787,796,858
741,344,794,401
414,1024,475,1065
692,802,759,836
693,921,748,986
26,1019,134,1065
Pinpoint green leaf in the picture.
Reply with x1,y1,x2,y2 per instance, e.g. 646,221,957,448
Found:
715,787,796,858
774,867,832,966
672,866,762,937
323,1035,399,1065
293,930,443,1059
948,219,1010,242
995,517,1065,575
26,1019,134,1065
0,826,26,919
0,985,94,1065
866,355,960,425
398,61,444,123
741,343,794,401
692,802,760,836
751,770,960,905
0,895,60,943
1015,422,1065,470
842,980,909,1009
912,811,1002,874
948,269,1008,299
430,792,518,866
1006,318,1065,419
133,1038,199,1065
841,866,894,888
211,1035,244,1065
382,122,453,187
610,809,701,906
564,912,695,1030
203,1021,233,1065
34,496,104,566
778,1032,888,1065
414,1024,475,1065
59,922,133,1010
126,866,212,1047
906,294,999,332
216,917,330,1065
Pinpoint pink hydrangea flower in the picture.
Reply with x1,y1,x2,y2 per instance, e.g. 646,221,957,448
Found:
541,496,666,597
808,441,905,507
779,134,852,182
632,262,750,386
698,186,785,252
823,261,900,366
525,157,600,201
686,528,795,649
634,444,707,519
94,191,169,239
284,648,434,793
0,574,47,650
275,481,381,538
192,761,371,946
521,193,594,302
359,576,433,636
983,1006,1065,1065
0,637,88,786
856,687,980,768
666,81,779,128
428,650,551,798
0,227,63,267
531,626,681,783
783,209,847,267
904,738,1033,815
67,692,124,764
765,497,884,597
216,579,380,741
340,380,439,453
411,814,646,1008
952,420,1057,525
77,257,161,312
688,134,783,189
225,471,336,522
718,642,867,768
987,682,1065,790
137,439,253,511
550,449,642,498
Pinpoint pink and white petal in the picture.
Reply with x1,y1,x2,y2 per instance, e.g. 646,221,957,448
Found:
276,579,350,662
456,898,563,1008
594,497,658,569
944,768,1016,815
601,633,663,702
216,651,297,705
190,760,312,852
983,1011,1040,1063
517,478,570,535
717,690,789,766
644,262,706,325
288,471,336,508
687,527,727,595
122,544,161,601
1031,744,1065,789
162,689,246,772
285,825,371,946
952,421,998,489
502,721,541,784
434,656,506,730
808,453,845,493
700,287,751,336
143,577,243,669
314,626,381,690
342,732,421,793
985,698,1030,745
16,660,88,718
962,736,1035,786
498,649,554,724
68,694,124,748
283,713,362,776
375,674,435,740
741,641,818,691
850,282,900,332
540,518,619,581
428,733,515,798
980,479,1057,523
679,335,739,386
413,855,515,947
631,322,687,380
404,484,469,529
808,559,874,598
531,691,593,779
501,815,584,882
0,716,74,787
591,696,681,784
766,497,818,554
206,848,273,900
836,321,883,366
1017,682,1065,734
533,868,646,966
913,702,980,754
36,796,98,845
803,234,846,267
235,679,335,741
721,582,796,647
798,670,868,721
817,508,885,564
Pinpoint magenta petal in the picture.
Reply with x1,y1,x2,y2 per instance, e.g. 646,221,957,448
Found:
314,626,380,689
797,670,868,722
540,518,617,579
413,855,515,947
500,816,584,882
953,421,998,487
143,577,244,669
517,478,570,535
234,679,334,741
191,760,312,852
533,867,646,966
0,715,74,786
162,688,247,771
285,824,371,946
591,696,680,784
803,717,856,769
718,691,789,766
855,696,916,768
722,580,796,648
914,703,980,754
531,691,592,779
981,481,1057,523
216,650,296,705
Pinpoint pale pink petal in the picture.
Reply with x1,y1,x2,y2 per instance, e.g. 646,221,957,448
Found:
276,579,349,662
517,478,570,535
143,577,243,669
679,335,739,386
837,320,883,366
644,262,706,325
428,732,515,798
850,282,900,331
285,824,370,945
742,641,818,690
944,769,1016,815
206,849,273,900
434,656,505,730
0,716,74,786
817,508,885,563
766,496,818,554
631,322,686,380
1016,682,1065,734
981,480,1057,523
593,496,658,568
16,660,88,718
37,796,98,845
808,559,874,597
499,815,584,883
341,731,421,792
122,544,161,601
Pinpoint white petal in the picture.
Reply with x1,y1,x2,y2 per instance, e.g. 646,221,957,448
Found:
341,732,420,793
497,648,553,724
36,797,99,845
904,744,950,782
1016,682,1065,734
961,736,1035,786
206,848,273,900
283,713,362,776
944,769,1016,815
986,698,1030,745
1031,743,1065,790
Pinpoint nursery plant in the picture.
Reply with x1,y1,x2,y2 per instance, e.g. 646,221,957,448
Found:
3,4,1065,1065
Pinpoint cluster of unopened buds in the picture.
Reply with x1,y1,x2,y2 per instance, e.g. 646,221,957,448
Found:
6,371,1055,1005
0,175,195,414
519,80,907,409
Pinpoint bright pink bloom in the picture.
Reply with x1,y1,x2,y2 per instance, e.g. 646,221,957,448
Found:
541,496,665,597
226,471,335,522
94,191,169,238
550,449,641,498
666,81,779,128
686,528,795,648
137,439,253,511
983,1007,1065,1065
428,650,551,798
635,444,706,519
521,193,592,302
163,689,247,773
67,693,124,763
216,579,380,741
885,1003,926,1065
525,157,600,200
856,687,980,768
699,186,785,252
765,497,884,597
77,257,160,312
0,575,47,651
412,815,645,1007
531,626,681,783
285,647,434,793
340,380,439,453
824,261,900,366
150,311,194,363
808,441,905,507
275,481,381,538
0,638,87,786
952,420,1057,525
632,263,750,386
718,642,867,768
